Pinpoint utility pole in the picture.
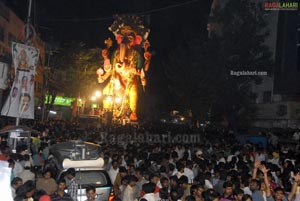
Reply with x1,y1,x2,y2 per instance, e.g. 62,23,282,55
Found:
16,0,33,126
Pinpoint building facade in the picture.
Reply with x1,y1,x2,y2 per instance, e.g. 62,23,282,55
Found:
209,0,300,128
0,1,45,116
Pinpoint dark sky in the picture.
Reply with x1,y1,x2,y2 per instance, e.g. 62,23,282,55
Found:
5,0,210,46
5,0,212,113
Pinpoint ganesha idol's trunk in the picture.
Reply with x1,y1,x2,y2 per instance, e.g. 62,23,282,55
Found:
119,44,126,63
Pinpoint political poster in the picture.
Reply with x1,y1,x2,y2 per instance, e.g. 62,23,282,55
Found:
1,42,39,119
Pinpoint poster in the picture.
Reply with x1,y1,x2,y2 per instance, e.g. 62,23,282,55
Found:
1,42,39,119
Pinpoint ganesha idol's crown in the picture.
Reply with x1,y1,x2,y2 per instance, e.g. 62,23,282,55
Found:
108,14,150,41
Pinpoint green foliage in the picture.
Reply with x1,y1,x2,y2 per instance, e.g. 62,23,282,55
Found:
51,42,103,98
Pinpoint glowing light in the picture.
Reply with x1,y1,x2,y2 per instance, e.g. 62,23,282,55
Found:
49,110,57,114
91,96,96,101
95,91,101,97
115,97,121,103
106,96,112,102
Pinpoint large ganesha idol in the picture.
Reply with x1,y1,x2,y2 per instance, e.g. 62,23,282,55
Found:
97,15,151,122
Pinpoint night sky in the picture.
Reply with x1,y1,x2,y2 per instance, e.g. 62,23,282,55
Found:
5,0,212,114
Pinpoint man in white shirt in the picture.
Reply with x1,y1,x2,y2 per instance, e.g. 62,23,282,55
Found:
141,183,156,201
108,160,119,184
19,162,35,183
183,160,195,184
122,175,138,201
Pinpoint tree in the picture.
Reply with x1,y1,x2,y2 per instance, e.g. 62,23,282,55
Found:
209,0,273,130
47,42,103,118
164,0,273,130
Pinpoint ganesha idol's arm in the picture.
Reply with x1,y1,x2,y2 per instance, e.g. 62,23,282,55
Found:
144,58,151,72
98,71,112,83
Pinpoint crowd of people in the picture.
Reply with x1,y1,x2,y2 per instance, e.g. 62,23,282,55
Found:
0,119,300,201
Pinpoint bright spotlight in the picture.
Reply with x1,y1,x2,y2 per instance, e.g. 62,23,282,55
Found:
115,97,121,103
95,91,101,97
106,96,112,102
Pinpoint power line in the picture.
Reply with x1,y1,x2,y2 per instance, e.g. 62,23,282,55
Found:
47,0,199,22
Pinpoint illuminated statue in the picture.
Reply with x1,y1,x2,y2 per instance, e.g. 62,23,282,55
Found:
97,15,151,122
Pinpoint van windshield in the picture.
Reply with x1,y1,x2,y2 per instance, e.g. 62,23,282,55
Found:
69,171,109,187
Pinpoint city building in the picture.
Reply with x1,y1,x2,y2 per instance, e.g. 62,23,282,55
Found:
209,0,300,128
0,1,46,115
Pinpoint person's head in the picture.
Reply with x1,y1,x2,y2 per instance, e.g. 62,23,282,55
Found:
149,173,160,184
242,194,252,201
142,182,156,194
233,188,244,201
196,150,203,158
30,74,34,85
112,160,119,170
191,184,205,198
274,187,285,200
66,168,76,179
8,158,15,169
185,195,196,201
159,187,169,200
12,87,18,97
178,175,189,190
20,93,31,112
11,177,23,189
223,181,233,196
86,185,96,201
43,170,53,180
15,180,35,199
57,178,66,191
119,166,127,177
177,163,185,173
202,189,220,201
170,189,181,201
160,177,169,189
127,175,138,187
22,76,28,87
135,168,144,180
249,179,261,192
260,180,266,191
169,175,178,188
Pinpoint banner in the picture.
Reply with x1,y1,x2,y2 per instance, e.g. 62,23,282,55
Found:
1,42,39,119
0,62,9,90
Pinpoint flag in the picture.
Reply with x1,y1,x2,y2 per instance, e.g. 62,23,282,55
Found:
1,42,39,119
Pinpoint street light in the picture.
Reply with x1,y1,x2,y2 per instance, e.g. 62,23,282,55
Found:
95,91,101,97
115,97,121,104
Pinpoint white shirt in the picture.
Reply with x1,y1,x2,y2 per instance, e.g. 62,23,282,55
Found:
122,185,135,201
13,162,24,177
183,167,194,184
19,169,35,183
205,179,213,189
108,167,119,184
142,193,156,201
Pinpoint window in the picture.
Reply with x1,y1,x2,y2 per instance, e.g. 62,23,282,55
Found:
263,91,271,103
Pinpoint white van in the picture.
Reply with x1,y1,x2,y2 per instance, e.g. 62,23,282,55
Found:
46,141,114,201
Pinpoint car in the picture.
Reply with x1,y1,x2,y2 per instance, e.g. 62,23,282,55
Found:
46,141,114,201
